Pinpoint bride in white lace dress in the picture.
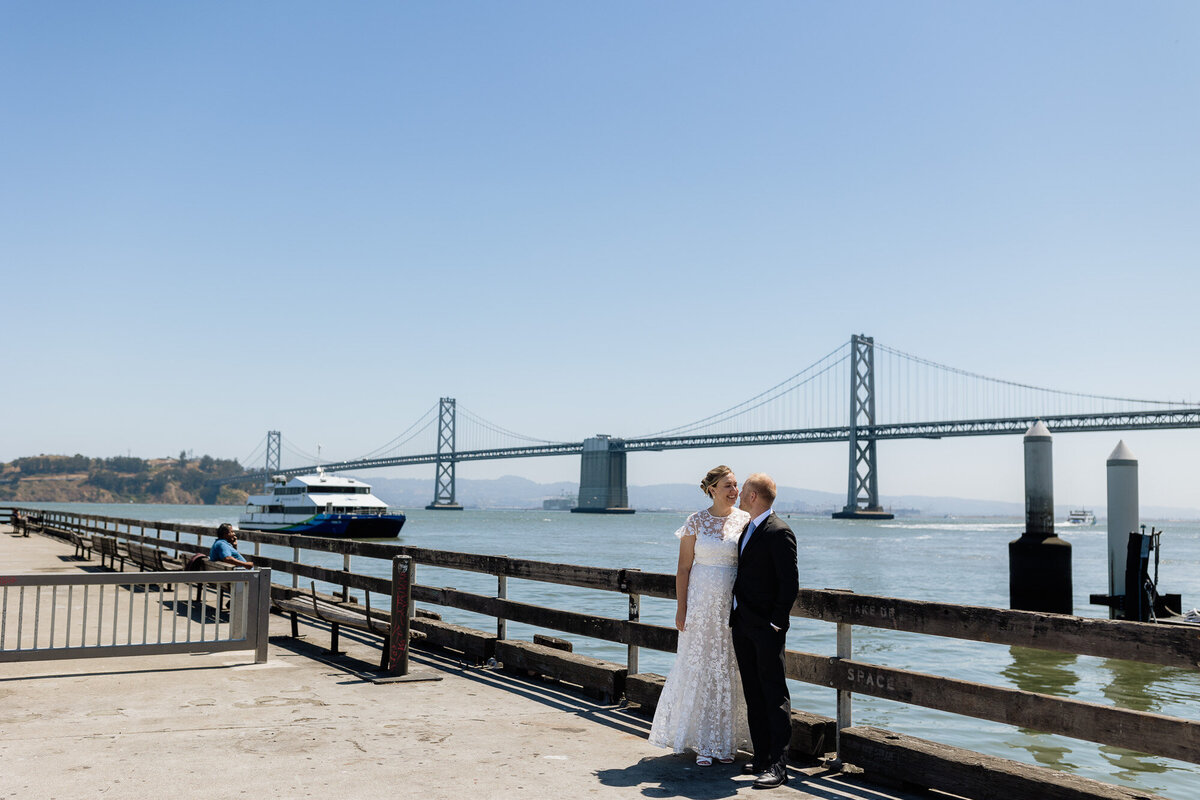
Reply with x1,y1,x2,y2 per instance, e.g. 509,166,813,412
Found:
648,465,751,766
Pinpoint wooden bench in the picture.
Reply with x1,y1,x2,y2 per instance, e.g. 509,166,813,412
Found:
11,514,33,537
838,726,1169,800
40,524,92,559
93,535,127,571
126,541,170,572
124,541,182,588
273,584,395,670
70,532,93,559
495,639,626,703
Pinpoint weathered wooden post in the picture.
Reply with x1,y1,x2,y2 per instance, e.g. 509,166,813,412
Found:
292,542,301,589
834,621,853,764
1009,421,1073,613
628,592,640,675
374,555,441,684
388,555,414,676
621,567,642,675
497,559,508,640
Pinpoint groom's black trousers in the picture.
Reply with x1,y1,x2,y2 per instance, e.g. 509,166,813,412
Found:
731,618,791,766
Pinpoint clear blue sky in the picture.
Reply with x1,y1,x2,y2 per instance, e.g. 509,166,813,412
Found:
3,2,1198,510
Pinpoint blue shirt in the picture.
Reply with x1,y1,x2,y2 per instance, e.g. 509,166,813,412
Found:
209,539,245,563
739,508,774,554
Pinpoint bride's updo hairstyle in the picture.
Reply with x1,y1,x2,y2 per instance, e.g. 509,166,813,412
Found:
700,465,734,497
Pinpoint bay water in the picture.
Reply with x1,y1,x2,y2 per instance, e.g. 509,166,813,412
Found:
13,502,1200,797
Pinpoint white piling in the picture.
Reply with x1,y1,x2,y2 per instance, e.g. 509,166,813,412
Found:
1106,440,1139,617
1024,420,1055,537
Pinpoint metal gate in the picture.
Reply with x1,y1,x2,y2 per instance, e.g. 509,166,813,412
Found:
0,569,271,664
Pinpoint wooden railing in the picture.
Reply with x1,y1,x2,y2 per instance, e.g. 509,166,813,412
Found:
9,507,1198,799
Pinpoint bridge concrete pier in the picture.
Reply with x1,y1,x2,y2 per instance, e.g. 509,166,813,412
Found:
572,436,634,514
832,508,895,521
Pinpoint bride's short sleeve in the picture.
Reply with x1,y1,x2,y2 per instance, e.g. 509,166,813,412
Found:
673,512,700,539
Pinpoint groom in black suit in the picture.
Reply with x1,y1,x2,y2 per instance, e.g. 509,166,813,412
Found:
731,473,799,789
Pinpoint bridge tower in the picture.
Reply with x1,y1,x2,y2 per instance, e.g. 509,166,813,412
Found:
426,398,463,510
833,335,894,520
571,435,634,514
264,430,281,491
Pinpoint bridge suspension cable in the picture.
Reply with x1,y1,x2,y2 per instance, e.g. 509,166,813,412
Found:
874,342,1193,425
636,341,853,438
280,436,322,467
456,405,569,451
350,403,440,461
239,434,268,473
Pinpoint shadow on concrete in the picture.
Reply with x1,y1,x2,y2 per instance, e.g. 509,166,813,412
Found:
264,620,661,744
595,758,933,800
273,637,664,741
260,620,937,800
62,563,109,573
0,662,240,683
594,753,744,798
402,648,659,740
267,629,380,677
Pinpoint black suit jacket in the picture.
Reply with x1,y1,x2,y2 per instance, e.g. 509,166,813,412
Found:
731,512,799,632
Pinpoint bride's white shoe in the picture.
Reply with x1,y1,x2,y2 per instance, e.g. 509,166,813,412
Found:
695,755,713,767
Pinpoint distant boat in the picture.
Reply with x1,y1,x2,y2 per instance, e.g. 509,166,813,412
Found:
239,469,405,537
1065,509,1097,526
542,493,576,511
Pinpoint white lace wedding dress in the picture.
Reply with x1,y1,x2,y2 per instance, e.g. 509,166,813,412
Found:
648,508,751,759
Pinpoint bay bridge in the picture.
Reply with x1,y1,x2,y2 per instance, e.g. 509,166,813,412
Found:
217,335,1200,518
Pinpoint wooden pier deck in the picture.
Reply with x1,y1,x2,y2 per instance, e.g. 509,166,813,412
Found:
0,525,940,800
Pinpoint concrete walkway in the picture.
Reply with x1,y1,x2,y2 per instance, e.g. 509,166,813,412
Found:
0,526,935,800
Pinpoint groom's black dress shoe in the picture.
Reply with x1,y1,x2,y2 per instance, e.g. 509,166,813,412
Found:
741,761,768,775
752,764,788,789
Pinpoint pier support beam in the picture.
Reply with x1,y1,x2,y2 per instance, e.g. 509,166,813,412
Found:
572,436,634,514
426,398,463,510
833,334,893,520
1009,421,1072,614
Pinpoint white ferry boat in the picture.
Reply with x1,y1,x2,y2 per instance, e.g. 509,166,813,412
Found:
542,492,577,511
239,469,405,538
1065,508,1097,526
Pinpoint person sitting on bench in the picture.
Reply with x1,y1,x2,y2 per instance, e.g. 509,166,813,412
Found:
209,523,254,568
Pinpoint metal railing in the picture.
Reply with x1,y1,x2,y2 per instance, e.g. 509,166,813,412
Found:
0,570,271,664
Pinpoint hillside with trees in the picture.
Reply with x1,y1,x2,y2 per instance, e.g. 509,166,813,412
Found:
0,452,253,504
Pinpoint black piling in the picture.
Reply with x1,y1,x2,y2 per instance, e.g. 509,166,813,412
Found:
1009,421,1073,614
